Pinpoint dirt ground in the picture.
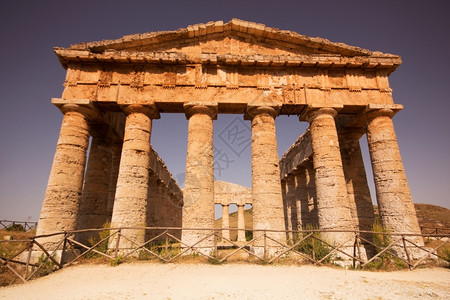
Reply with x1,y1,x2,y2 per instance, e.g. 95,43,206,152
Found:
0,263,449,299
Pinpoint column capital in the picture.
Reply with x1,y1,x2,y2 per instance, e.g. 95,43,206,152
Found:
59,103,99,120
300,106,338,123
244,105,280,120
184,102,218,120
365,108,395,123
338,127,366,140
121,104,160,119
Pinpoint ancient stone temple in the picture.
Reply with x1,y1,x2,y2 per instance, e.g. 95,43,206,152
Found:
37,19,422,254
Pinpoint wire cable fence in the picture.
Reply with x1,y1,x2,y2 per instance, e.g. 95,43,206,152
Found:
1,226,449,284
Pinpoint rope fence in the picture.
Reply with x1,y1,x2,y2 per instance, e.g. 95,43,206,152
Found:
1,226,449,283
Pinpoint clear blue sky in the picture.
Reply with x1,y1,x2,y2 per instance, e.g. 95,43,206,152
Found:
1,0,449,221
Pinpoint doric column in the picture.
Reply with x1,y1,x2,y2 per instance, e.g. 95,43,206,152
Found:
106,137,122,221
284,174,297,241
36,104,94,245
301,107,354,244
76,125,113,245
366,109,421,237
237,205,246,242
246,106,285,253
109,104,159,251
305,160,319,227
294,168,309,229
222,204,230,241
338,128,375,232
182,103,217,253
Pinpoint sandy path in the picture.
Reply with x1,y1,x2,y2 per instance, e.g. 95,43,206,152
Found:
1,263,449,299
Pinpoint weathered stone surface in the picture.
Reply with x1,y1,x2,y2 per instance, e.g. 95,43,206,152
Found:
36,106,91,246
37,20,421,258
366,109,422,239
301,107,354,244
106,138,122,220
214,181,252,206
237,205,246,242
182,104,217,253
109,105,159,250
221,204,230,241
246,106,286,253
76,126,113,244
338,129,375,232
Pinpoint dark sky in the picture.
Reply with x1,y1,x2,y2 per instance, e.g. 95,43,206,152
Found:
1,0,449,221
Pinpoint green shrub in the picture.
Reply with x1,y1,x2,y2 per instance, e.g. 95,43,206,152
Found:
6,224,25,232
86,222,111,258
296,226,331,263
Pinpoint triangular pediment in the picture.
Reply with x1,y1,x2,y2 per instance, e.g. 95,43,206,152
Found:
67,19,395,59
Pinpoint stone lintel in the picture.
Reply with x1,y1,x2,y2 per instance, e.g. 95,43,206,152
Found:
279,130,313,179
214,181,252,206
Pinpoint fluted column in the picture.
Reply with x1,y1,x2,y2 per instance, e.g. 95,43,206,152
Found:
305,160,319,227
301,107,354,244
76,125,113,245
36,104,93,246
109,104,159,251
285,174,297,241
366,109,421,237
237,205,246,242
222,204,230,241
182,103,217,253
106,137,122,221
246,106,285,253
295,168,309,229
338,128,375,232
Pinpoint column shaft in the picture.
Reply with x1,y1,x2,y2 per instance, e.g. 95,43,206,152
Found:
182,104,216,252
222,205,230,241
106,138,122,221
295,168,309,229
339,130,374,232
303,108,354,232
237,205,246,242
285,175,297,241
76,127,113,244
109,105,159,251
305,160,319,227
247,106,285,253
366,109,421,236
37,107,90,245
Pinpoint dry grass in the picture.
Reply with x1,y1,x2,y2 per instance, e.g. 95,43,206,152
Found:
0,230,35,286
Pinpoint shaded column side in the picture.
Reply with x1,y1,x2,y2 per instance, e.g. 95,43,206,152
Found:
76,125,113,245
338,129,375,232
